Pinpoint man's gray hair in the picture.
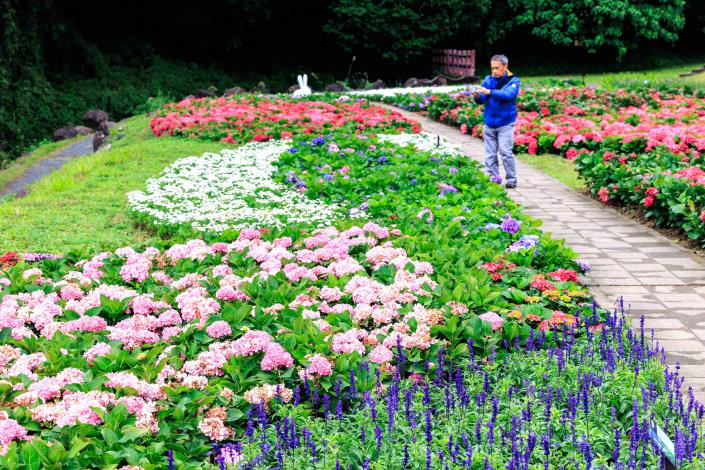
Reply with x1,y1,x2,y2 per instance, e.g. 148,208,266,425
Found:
491,54,508,65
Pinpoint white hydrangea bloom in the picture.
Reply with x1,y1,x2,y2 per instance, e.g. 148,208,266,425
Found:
377,132,463,157
344,85,465,97
127,140,346,233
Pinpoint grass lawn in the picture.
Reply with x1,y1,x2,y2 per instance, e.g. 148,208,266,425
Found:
522,60,705,89
517,153,586,191
0,114,238,254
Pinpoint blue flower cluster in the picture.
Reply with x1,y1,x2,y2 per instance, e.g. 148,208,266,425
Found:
507,234,540,253
500,216,522,235
284,171,306,188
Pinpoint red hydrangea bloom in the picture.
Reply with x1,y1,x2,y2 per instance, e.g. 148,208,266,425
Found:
547,269,578,283
597,187,609,203
530,275,556,292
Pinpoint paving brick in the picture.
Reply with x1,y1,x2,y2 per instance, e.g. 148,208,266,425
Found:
654,293,705,302
652,330,696,340
653,340,705,353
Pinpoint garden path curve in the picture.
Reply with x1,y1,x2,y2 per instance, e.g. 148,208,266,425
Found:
0,136,94,198
385,105,705,403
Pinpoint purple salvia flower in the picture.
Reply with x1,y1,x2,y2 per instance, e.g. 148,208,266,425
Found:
375,425,383,451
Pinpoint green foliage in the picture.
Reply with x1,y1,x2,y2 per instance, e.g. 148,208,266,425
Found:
0,0,56,166
509,0,686,59
325,0,478,65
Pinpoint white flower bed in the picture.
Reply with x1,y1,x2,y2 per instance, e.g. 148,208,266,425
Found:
378,132,463,157
127,141,345,233
346,85,465,97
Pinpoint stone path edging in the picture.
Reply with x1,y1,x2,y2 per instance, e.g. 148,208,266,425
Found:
385,105,705,403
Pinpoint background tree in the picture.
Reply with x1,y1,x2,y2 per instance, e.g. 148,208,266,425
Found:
0,0,703,161
508,0,686,58
324,0,474,69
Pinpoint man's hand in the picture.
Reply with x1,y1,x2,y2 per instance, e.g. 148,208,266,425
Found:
478,87,491,95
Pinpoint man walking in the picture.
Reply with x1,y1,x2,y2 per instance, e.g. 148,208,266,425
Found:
472,54,520,188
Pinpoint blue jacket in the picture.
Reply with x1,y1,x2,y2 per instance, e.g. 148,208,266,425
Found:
473,71,520,128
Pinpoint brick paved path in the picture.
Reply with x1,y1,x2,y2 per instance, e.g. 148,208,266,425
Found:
386,106,705,403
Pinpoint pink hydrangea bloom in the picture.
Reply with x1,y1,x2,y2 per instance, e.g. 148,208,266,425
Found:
321,286,343,302
299,354,332,380
0,418,30,455
368,345,394,364
238,229,262,241
206,321,232,339
331,331,366,355
479,311,504,331
232,330,272,356
83,342,112,365
260,343,293,371
119,254,152,283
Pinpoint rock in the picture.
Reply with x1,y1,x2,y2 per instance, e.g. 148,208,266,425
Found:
92,122,110,152
366,79,385,90
116,133,126,140
251,81,268,94
83,110,109,130
196,89,217,98
106,121,116,129
52,126,78,142
73,126,93,136
325,83,346,92
404,77,420,88
98,122,110,136
431,75,448,86
93,132,107,152
96,143,112,153
224,86,247,96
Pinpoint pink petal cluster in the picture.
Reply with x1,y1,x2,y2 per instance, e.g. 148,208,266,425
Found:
104,371,166,400
331,330,367,355
0,223,460,442
120,254,152,283
83,342,112,365
206,320,232,338
368,345,394,364
16,368,85,404
243,383,293,405
0,417,30,455
31,391,115,427
479,311,505,331
260,343,294,371
298,354,333,380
